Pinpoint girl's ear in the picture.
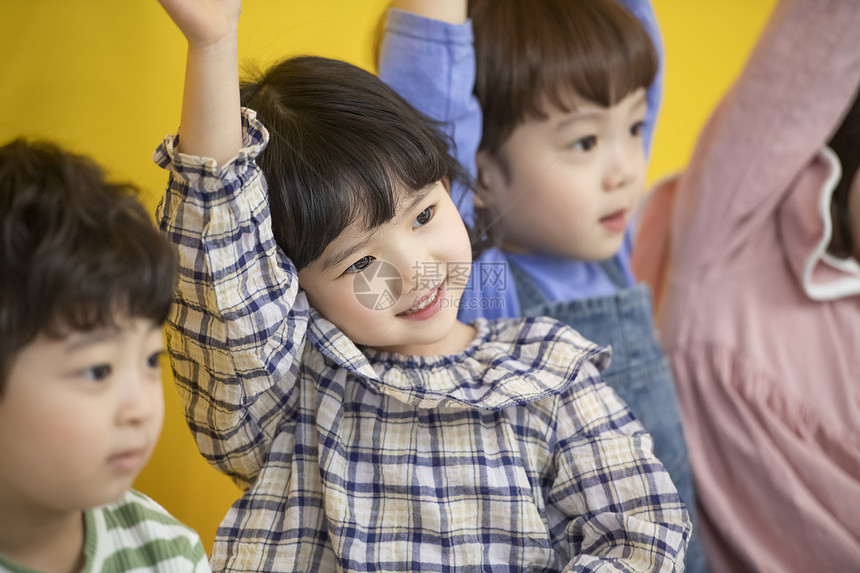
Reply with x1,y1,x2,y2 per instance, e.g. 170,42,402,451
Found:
474,149,506,209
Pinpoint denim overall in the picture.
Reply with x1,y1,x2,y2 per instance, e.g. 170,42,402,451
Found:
509,260,708,573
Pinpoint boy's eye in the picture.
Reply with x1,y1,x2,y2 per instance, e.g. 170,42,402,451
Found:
569,135,597,152
630,121,645,137
414,206,435,228
345,256,375,274
83,364,112,381
146,351,164,370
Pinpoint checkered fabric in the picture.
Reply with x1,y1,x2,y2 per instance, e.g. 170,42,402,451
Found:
154,109,690,572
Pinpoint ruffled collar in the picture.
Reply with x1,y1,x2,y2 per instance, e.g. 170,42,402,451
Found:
307,312,609,410
778,146,860,301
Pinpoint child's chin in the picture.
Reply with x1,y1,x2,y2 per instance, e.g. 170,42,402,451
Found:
571,241,625,262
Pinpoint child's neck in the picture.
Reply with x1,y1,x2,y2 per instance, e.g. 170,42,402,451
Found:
378,320,476,357
0,505,86,573
444,320,477,354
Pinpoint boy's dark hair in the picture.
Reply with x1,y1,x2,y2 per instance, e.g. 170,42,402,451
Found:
0,139,177,391
240,55,494,270
827,87,860,258
470,0,659,157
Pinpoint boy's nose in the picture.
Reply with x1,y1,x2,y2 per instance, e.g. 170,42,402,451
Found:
117,371,161,426
602,144,636,191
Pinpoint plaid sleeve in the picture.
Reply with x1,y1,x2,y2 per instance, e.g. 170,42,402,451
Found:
154,109,310,488
547,361,691,572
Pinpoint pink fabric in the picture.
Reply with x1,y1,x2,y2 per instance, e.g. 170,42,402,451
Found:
633,0,860,571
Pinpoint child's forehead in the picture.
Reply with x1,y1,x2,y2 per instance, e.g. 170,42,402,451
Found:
533,86,601,115
353,182,435,228
44,316,162,348
526,87,647,126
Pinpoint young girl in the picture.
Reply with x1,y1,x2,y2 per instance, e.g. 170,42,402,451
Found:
154,0,690,571
633,0,860,571
378,2,707,571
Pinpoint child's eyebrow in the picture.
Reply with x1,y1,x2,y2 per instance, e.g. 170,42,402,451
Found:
554,110,604,132
321,236,372,273
555,91,648,131
629,90,648,109
64,329,113,352
62,322,162,352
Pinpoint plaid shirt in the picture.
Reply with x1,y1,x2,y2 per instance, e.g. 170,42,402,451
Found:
155,110,690,573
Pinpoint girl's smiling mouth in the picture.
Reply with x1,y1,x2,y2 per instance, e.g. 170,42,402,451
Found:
398,282,446,320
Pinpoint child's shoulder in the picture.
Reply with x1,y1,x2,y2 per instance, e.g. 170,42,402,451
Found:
97,489,187,524
486,315,604,351
87,490,208,570
480,315,611,377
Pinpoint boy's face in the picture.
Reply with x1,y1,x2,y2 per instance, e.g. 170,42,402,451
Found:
298,180,474,356
477,88,648,260
0,318,165,517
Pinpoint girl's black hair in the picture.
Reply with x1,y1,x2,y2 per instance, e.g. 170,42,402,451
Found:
240,55,494,270
0,139,177,390
828,87,860,258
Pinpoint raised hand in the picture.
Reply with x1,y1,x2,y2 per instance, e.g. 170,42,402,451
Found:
156,0,243,164
157,0,241,48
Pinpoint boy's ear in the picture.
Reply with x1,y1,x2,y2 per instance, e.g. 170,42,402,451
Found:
474,150,506,209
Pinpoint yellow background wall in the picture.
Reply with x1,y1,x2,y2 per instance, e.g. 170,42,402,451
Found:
0,0,775,554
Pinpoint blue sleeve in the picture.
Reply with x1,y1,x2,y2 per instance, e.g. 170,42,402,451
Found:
378,8,481,226
615,0,664,158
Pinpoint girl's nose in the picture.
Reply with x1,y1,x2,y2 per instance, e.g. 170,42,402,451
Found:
388,240,431,296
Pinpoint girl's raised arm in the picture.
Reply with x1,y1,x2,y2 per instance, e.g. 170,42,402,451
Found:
157,0,242,165
154,0,310,487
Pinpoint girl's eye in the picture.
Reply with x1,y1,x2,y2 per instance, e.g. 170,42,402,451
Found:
83,364,112,381
146,351,164,370
414,206,435,228
345,256,375,274
630,121,645,137
569,135,597,152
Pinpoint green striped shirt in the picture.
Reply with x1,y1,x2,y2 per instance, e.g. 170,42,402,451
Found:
0,490,210,572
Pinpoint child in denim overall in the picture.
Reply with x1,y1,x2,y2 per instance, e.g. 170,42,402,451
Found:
379,2,706,571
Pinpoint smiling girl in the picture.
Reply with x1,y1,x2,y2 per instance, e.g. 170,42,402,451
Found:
154,0,691,570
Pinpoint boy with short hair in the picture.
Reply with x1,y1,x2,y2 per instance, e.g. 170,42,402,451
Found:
0,139,210,573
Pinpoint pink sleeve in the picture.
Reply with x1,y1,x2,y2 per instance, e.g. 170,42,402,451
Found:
670,0,860,277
